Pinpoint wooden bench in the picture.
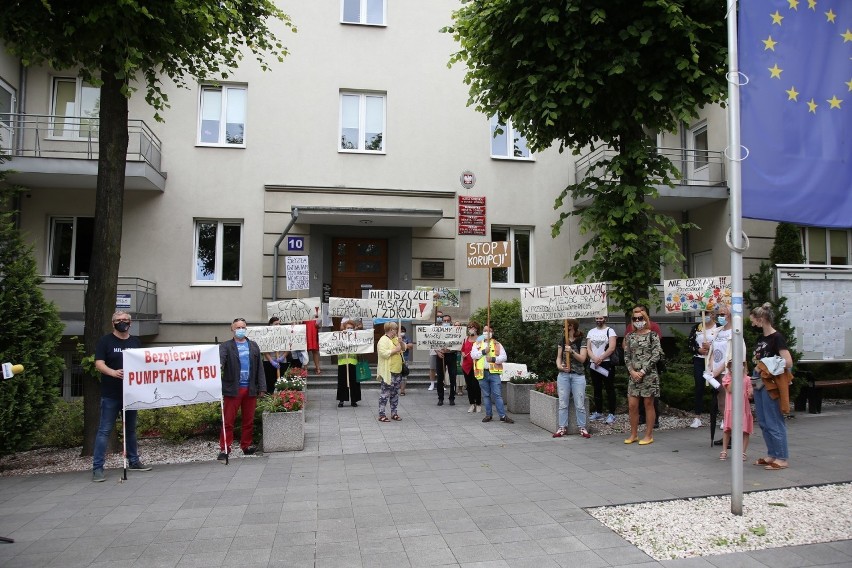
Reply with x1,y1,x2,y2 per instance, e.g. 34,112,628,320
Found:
803,376,852,414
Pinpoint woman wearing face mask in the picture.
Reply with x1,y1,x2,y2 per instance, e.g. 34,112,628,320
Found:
461,321,483,412
706,304,745,440
586,316,617,424
623,306,662,445
399,325,414,396
336,321,362,407
686,311,718,428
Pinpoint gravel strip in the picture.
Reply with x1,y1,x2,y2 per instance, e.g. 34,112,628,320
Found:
589,483,852,560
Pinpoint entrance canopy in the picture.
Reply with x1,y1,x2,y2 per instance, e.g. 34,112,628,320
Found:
291,205,443,228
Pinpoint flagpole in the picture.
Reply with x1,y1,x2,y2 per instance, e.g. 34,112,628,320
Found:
726,0,746,516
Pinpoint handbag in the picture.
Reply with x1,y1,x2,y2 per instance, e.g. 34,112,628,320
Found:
401,362,410,377
355,360,372,382
610,341,625,367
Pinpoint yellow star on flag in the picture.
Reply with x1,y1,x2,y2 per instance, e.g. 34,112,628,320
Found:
763,36,778,50
807,98,818,113
808,0,817,9
842,29,852,42
826,9,837,23
786,86,799,101
846,78,852,91
771,11,784,25
768,64,783,78
827,95,842,109
788,0,799,9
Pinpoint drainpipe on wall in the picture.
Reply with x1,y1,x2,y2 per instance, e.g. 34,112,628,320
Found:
271,207,299,301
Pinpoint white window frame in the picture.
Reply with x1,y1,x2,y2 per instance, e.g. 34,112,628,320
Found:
192,219,244,286
687,121,710,182
490,226,534,288
802,227,850,265
0,76,15,153
197,84,247,148
490,117,533,160
339,91,386,153
340,0,387,26
46,216,94,279
49,77,100,139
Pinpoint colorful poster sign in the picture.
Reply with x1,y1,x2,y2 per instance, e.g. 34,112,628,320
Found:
415,287,460,308
122,345,221,410
520,283,608,321
466,241,512,268
285,255,309,291
414,325,465,351
267,298,321,323
245,324,307,353
318,329,376,356
663,276,732,313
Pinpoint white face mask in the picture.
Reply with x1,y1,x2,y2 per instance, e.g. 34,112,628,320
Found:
468,328,476,336
483,331,492,340
633,321,646,330
400,332,406,337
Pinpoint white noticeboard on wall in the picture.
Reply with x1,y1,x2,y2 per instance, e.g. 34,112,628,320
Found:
776,264,852,362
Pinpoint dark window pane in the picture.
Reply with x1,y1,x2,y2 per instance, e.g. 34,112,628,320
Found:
491,227,508,282
513,231,530,284
225,122,244,144
356,261,380,273
357,243,381,256
196,222,217,280
50,220,73,276
337,243,347,256
222,224,241,281
337,260,346,273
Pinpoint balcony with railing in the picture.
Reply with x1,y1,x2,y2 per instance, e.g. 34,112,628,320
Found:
573,146,728,211
40,276,161,336
0,113,166,191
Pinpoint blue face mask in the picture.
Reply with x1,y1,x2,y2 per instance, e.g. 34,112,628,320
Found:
235,328,247,339
716,316,727,326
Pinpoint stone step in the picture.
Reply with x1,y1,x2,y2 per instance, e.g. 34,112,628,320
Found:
305,362,460,389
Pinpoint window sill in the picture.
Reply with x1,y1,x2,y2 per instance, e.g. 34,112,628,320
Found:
490,282,532,289
340,21,387,27
490,155,535,162
339,149,386,155
191,281,243,287
195,143,246,149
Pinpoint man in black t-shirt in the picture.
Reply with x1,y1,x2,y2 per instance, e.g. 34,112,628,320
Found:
92,310,151,482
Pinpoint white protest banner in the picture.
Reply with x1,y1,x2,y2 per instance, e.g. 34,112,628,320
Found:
285,256,309,291
416,286,461,308
520,283,608,321
663,276,732,313
466,241,512,268
414,325,465,351
123,345,221,410
318,329,376,356
267,297,321,323
369,289,434,321
328,297,379,319
245,325,307,353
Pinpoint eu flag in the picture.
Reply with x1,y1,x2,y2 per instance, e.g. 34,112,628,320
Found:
740,0,852,228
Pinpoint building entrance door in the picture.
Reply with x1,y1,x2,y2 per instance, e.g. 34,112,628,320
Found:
332,237,388,362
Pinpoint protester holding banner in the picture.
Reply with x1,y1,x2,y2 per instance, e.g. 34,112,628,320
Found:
92,310,150,482
461,321,483,413
262,317,289,394
623,307,662,445
686,312,717,429
437,313,458,406
377,322,406,422
218,317,265,459
336,320,361,407
586,316,618,424
472,326,513,424
554,319,590,438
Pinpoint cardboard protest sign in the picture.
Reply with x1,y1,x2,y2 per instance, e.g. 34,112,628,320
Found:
663,276,732,313
285,256,309,291
318,329,376,356
328,297,378,319
267,297,321,323
414,325,465,351
520,283,608,321
369,289,433,321
466,241,512,268
245,324,307,353
122,345,221,410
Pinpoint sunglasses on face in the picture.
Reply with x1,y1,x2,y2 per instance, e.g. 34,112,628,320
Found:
632,317,645,322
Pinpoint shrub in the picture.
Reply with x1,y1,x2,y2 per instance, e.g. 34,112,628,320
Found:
136,403,221,443
30,399,85,448
257,390,305,413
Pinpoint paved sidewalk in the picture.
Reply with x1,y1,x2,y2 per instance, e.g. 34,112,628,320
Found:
0,388,850,567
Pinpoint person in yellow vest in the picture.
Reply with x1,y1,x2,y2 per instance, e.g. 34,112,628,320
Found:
336,320,361,407
471,325,514,424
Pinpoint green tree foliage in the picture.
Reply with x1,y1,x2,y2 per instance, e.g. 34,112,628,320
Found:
0,1,294,455
445,1,727,314
470,299,563,379
0,184,65,456
770,223,805,266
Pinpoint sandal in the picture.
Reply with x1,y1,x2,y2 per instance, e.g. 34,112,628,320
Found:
378,415,390,423
743,453,748,462
580,428,591,438
552,428,565,438
754,457,774,466
391,414,402,421
719,450,728,461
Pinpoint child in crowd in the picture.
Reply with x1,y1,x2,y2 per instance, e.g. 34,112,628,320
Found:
720,359,753,461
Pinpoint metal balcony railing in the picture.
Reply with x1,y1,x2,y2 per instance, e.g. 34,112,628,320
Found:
40,275,158,318
575,146,726,188
0,113,163,174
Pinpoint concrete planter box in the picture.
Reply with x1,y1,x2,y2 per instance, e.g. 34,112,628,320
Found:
506,382,534,414
262,410,305,452
530,389,580,435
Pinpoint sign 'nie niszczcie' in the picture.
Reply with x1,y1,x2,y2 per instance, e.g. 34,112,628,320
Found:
520,283,608,321
368,289,434,321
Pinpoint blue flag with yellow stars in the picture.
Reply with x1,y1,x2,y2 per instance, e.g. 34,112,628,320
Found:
740,0,852,228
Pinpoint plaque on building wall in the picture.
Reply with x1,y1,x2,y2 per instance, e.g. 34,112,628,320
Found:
421,261,445,279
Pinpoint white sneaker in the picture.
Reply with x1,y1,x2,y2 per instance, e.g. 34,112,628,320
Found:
428,383,435,391
605,414,615,425
468,404,476,413
690,417,702,429
589,412,602,421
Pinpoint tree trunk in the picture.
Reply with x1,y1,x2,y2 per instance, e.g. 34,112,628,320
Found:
81,63,130,457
